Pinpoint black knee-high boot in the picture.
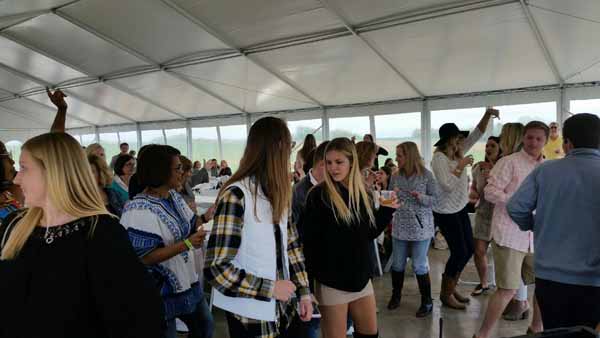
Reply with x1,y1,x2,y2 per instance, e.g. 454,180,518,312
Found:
353,331,379,338
387,270,404,310
416,273,433,317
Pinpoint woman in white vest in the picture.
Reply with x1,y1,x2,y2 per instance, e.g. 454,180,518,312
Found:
204,116,313,338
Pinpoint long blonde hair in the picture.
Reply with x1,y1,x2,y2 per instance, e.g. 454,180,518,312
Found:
398,141,425,177
85,143,104,157
322,138,375,226
500,123,525,156
2,133,109,260
218,117,292,224
88,154,112,187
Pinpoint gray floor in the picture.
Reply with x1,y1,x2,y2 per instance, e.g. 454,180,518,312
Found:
206,249,532,338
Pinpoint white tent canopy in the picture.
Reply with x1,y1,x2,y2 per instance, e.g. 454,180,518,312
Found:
1,0,600,147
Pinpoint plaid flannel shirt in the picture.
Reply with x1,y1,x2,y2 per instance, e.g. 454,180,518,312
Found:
204,186,311,338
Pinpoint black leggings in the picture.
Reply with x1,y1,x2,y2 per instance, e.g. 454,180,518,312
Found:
225,312,308,338
536,278,600,330
434,206,474,278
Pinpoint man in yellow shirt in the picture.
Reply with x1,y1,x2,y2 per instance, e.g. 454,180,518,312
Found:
543,122,564,159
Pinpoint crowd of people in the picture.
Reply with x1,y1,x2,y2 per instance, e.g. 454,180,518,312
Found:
0,89,599,338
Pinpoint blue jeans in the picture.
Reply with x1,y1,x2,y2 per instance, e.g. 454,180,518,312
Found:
391,238,431,275
165,296,214,338
307,317,320,338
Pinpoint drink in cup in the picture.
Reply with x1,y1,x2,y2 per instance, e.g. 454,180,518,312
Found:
380,190,395,206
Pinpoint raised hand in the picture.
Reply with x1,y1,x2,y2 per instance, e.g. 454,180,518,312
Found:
458,155,474,169
486,106,500,119
46,87,68,110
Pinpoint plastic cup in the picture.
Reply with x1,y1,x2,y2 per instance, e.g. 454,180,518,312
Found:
380,190,395,206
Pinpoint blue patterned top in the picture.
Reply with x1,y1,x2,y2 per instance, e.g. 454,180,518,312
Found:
120,190,200,320
388,169,438,241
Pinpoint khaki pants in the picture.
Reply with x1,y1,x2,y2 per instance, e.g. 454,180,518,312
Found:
492,241,535,290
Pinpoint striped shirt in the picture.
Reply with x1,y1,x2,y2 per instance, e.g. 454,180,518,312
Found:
485,150,543,252
204,186,310,338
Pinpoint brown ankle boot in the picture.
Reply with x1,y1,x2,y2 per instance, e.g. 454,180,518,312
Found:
441,274,466,310
453,273,470,304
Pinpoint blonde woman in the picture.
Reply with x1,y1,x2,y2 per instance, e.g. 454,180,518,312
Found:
86,143,106,159
302,138,399,338
205,117,312,337
88,154,123,216
500,123,525,156
387,142,438,317
0,133,163,338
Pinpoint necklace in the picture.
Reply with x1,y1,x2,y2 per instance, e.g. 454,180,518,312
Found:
44,226,54,244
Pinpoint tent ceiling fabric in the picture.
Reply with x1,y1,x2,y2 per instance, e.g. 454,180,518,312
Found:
3,13,150,76
529,0,600,83
170,0,342,48
252,35,420,105
363,3,556,96
60,0,233,64
0,0,598,133
171,57,317,113
324,0,474,26
0,96,88,128
110,72,242,118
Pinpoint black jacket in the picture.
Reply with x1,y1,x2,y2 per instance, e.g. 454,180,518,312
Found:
301,183,394,292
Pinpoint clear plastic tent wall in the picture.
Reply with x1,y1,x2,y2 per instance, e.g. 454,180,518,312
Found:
1,0,600,166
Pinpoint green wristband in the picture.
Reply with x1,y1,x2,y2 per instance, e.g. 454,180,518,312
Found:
183,239,194,251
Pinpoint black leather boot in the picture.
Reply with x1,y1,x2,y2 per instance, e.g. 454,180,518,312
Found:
416,273,434,317
387,270,404,310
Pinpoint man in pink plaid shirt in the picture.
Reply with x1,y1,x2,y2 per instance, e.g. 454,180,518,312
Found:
474,121,549,338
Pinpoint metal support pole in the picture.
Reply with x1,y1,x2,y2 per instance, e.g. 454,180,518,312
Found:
558,87,570,124
136,123,142,148
216,126,224,161
369,114,376,141
421,100,432,167
322,108,330,140
94,126,99,143
186,119,193,159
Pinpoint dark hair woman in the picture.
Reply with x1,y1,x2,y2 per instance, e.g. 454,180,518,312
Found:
111,154,135,210
470,136,501,298
294,134,317,181
120,144,214,338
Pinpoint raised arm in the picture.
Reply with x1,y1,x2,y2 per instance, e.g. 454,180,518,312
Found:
463,108,499,153
47,88,68,133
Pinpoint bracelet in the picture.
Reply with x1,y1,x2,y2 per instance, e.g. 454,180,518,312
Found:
200,214,207,223
183,238,194,251
454,168,463,176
